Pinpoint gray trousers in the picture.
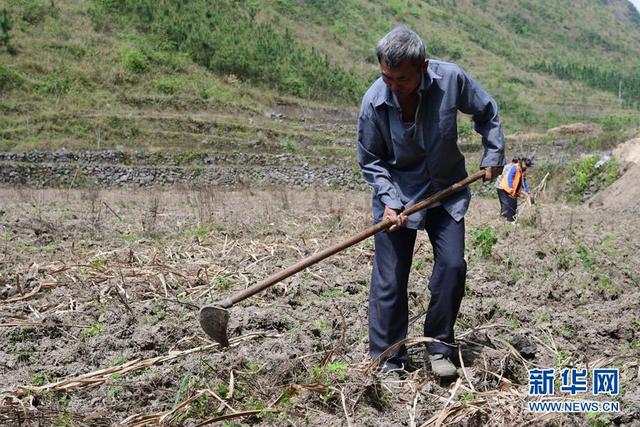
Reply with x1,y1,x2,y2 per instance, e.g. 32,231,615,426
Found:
369,206,466,368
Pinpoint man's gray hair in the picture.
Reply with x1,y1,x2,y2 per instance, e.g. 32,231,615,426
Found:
375,26,425,69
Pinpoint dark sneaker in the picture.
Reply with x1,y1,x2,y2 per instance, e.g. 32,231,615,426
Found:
427,353,458,378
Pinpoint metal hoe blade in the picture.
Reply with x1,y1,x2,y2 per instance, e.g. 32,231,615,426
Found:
199,305,230,347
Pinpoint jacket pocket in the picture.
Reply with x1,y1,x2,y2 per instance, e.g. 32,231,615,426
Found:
438,107,458,142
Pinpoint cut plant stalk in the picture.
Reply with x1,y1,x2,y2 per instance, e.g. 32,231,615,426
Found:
200,170,486,346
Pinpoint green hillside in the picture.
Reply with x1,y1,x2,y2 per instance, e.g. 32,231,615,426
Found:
1,0,639,153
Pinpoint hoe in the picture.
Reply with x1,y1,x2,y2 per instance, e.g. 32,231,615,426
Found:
200,170,486,346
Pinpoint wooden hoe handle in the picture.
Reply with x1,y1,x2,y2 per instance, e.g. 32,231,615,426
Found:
217,170,486,308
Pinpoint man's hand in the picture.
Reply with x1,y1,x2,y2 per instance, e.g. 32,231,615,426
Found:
384,206,407,232
483,166,503,182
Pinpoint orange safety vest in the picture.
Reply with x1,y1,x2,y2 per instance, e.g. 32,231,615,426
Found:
500,163,523,197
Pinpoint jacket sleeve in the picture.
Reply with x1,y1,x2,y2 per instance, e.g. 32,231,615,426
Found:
456,67,506,168
507,165,517,188
356,110,403,210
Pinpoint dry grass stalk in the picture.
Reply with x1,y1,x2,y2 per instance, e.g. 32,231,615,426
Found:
457,345,475,392
1,333,269,402
4,283,42,303
191,408,279,426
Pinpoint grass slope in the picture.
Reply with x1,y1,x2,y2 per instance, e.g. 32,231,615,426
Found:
0,0,639,155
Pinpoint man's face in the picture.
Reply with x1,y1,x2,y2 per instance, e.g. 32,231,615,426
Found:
380,58,426,97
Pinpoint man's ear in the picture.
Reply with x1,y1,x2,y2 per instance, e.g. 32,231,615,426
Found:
422,59,429,72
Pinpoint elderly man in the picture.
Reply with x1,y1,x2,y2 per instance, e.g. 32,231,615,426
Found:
357,26,505,378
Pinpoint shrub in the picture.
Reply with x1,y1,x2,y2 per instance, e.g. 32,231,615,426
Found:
565,155,619,202
575,243,592,269
385,2,405,16
506,13,530,35
122,47,149,74
198,81,232,103
35,74,71,96
449,44,464,60
0,65,23,93
534,60,640,107
92,0,366,102
22,1,47,24
1,8,14,52
471,225,497,258
152,77,185,95
600,115,636,131
148,48,190,72
457,120,474,140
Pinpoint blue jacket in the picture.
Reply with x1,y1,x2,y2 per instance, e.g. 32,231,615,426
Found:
357,60,505,227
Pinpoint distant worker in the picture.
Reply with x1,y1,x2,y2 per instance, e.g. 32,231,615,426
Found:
496,157,532,222
357,26,505,379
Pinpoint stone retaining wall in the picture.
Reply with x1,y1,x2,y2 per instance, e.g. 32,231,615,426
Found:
0,150,365,190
